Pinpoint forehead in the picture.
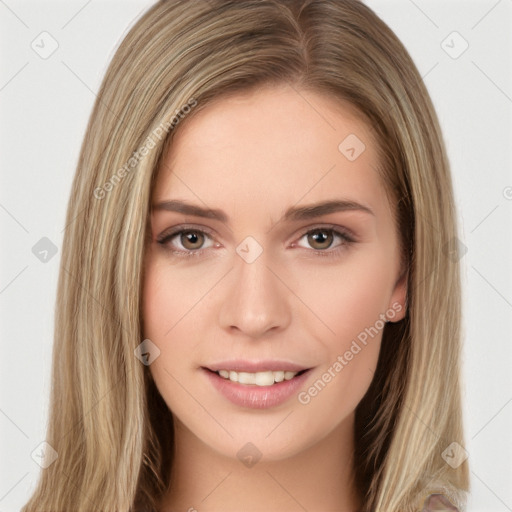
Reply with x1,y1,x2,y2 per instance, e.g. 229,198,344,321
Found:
153,85,388,220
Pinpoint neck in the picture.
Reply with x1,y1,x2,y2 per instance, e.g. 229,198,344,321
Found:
158,413,361,512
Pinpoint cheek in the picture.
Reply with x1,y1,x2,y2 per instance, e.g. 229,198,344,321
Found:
142,264,177,340
142,257,200,376
290,253,391,411
142,260,198,414
142,255,224,403
292,252,393,347
142,253,215,340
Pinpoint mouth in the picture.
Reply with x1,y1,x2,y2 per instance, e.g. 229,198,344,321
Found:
201,365,314,409
203,367,310,387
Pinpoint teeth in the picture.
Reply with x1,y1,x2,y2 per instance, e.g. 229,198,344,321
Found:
216,369,300,386
274,371,285,383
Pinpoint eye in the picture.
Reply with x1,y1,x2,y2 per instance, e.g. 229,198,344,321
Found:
294,226,354,255
156,227,216,256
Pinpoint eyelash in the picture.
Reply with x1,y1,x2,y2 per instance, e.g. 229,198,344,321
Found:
156,224,355,259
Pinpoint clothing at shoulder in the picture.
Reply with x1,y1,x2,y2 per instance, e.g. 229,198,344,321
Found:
422,493,460,511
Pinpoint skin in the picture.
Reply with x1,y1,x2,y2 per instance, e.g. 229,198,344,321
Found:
142,83,407,512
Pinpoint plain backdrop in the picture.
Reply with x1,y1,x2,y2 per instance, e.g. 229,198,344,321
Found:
0,1,511,510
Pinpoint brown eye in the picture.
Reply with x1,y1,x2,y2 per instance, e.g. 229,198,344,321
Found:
156,227,215,256
179,230,205,250
306,229,334,250
294,226,354,257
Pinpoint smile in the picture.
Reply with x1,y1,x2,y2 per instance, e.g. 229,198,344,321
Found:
216,369,305,386
202,367,313,409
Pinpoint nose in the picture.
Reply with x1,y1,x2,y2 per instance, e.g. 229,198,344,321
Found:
218,248,292,339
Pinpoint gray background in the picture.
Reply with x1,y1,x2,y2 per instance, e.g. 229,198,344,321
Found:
1,1,511,510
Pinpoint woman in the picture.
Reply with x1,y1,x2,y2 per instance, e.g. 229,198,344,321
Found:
23,0,469,510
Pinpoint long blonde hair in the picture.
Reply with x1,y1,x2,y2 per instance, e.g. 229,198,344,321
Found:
22,1,469,510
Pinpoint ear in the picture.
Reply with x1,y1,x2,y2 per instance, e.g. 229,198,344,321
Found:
387,269,408,322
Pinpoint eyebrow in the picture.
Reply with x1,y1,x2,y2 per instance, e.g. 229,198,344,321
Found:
151,199,374,223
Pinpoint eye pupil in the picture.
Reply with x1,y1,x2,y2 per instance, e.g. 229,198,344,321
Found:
308,230,333,249
182,231,203,249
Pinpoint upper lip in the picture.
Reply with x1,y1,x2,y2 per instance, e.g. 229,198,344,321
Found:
203,360,311,373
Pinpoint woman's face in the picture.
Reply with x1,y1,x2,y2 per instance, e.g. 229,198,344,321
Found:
143,84,406,462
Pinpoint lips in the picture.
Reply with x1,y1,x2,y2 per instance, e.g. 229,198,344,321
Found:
203,360,310,373
202,366,313,409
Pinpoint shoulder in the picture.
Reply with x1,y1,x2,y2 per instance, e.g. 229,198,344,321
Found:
422,493,460,511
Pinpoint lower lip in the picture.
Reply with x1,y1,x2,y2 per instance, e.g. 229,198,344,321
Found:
202,368,312,409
